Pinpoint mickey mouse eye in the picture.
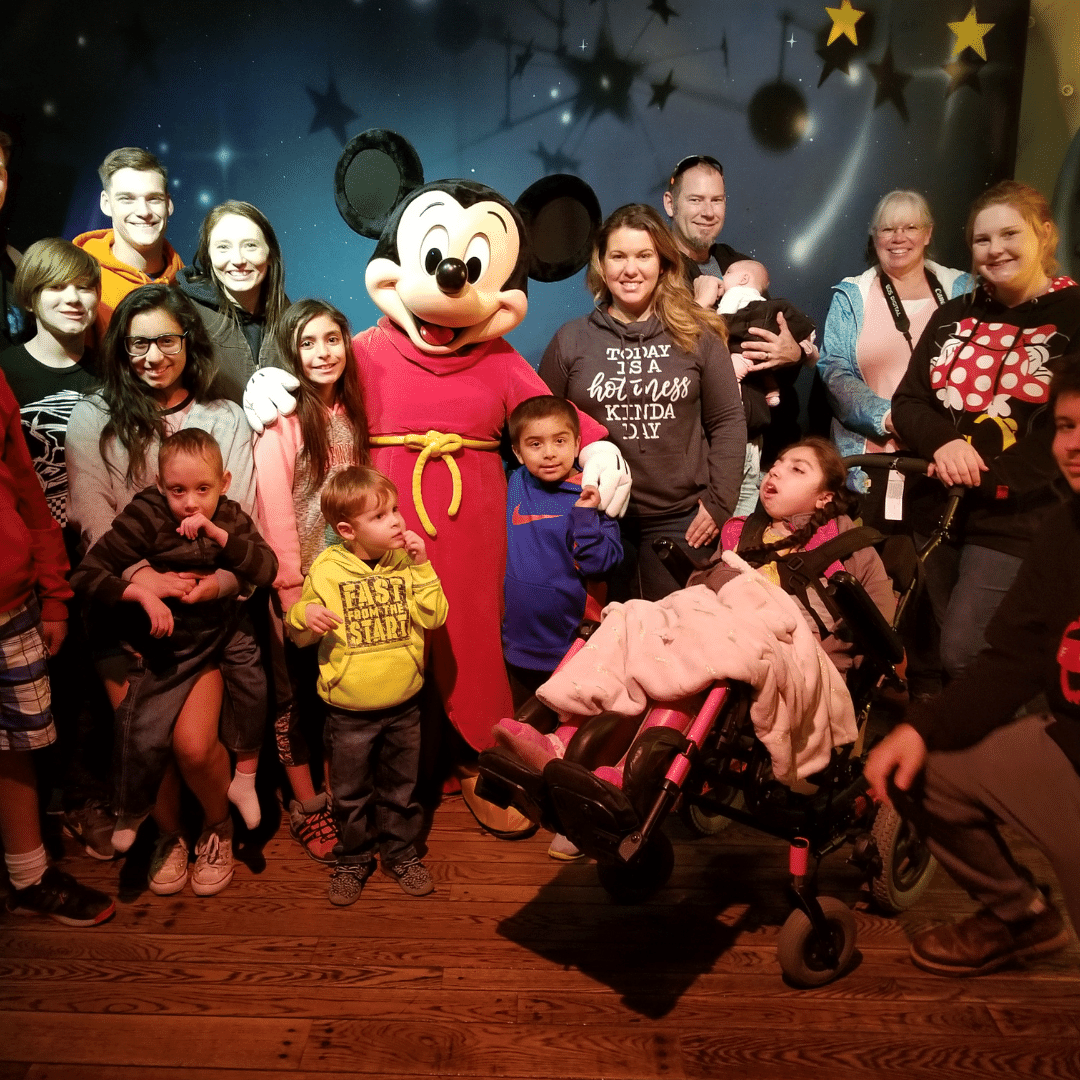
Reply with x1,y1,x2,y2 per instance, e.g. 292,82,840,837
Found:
421,226,450,276
463,235,490,284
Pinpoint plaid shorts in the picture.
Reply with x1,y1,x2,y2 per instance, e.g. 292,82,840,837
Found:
0,597,56,751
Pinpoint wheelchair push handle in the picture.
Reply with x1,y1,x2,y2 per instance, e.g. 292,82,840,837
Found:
843,452,965,530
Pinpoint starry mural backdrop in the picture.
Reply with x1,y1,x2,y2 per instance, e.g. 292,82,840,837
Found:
1,0,1029,366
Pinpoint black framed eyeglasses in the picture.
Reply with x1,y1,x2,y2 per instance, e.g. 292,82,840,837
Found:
669,154,724,188
124,332,188,357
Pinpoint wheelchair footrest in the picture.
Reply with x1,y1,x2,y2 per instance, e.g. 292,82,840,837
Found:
544,758,643,862
476,748,549,826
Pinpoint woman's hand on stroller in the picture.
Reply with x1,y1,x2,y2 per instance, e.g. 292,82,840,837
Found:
864,723,927,808
930,439,987,488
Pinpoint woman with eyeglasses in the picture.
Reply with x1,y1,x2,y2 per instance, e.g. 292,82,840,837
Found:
817,191,972,483
176,200,289,406
67,283,255,546
65,283,257,893
891,180,1080,681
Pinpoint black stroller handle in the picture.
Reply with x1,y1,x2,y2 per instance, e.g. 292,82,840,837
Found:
842,452,932,477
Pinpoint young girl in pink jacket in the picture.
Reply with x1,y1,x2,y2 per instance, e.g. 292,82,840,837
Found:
254,300,369,861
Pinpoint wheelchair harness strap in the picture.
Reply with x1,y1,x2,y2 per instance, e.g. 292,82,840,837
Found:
731,511,887,641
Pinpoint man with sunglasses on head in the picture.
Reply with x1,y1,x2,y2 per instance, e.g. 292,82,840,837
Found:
663,155,815,369
663,155,817,500
74,148,183,340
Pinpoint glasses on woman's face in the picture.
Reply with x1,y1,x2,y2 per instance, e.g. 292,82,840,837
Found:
124,331,188,357
876,223,927,238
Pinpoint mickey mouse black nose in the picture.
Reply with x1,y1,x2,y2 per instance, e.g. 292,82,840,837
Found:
436,258,468,294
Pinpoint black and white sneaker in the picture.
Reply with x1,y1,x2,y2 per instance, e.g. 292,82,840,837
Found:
383,857,434,896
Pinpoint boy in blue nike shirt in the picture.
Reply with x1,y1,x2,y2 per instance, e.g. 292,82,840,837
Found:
501,396,623,708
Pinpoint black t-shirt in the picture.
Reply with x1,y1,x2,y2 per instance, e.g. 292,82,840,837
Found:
0,344,99,524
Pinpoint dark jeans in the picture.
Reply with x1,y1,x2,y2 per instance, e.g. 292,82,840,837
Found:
324,693,423,866
918,539,1023,681
615,507,720,602
894,714,1080,933
112,607,266,818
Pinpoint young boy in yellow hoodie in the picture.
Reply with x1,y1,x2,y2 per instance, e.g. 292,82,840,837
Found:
286,465,448,906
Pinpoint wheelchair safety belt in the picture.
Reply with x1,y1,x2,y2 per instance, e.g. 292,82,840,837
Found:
737,514,887,640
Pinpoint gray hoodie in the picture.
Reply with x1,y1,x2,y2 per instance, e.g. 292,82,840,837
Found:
540,306,745,523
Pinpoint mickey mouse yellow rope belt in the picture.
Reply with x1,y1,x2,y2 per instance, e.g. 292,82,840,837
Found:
369,431,500,538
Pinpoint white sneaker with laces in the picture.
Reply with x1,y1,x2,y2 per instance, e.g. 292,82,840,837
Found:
148,832,189,895
191,819,234,896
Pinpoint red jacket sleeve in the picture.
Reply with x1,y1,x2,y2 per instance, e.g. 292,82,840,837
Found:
0,372,71,622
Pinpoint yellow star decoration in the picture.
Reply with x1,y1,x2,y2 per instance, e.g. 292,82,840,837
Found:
948,5,994,61
825,0,865,47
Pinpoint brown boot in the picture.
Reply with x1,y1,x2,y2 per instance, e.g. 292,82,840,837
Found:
460,775,536,839
910,904,1071,976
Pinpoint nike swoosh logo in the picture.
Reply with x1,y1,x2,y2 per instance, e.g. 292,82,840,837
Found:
512,504,563,525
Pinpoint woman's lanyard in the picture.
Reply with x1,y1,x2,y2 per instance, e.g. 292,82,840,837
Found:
879,268,948,353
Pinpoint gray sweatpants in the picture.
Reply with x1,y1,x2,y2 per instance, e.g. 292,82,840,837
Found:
897,714,1080,934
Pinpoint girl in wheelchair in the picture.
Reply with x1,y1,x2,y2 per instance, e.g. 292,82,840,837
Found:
493,435,897,776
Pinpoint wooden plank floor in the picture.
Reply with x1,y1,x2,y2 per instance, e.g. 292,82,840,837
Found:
1,796,1077,1079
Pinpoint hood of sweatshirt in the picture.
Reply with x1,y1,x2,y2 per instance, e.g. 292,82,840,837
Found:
73,229,183,285
175,266,222,308
585,304,668,346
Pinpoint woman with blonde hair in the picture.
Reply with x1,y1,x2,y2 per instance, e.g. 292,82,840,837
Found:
540,203,745,600
817,190,972,485
893,180,1080,679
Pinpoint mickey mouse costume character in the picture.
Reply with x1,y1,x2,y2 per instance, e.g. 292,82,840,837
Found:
245,130,630,836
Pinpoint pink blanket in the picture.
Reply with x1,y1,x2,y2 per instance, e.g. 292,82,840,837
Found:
536,561,857,785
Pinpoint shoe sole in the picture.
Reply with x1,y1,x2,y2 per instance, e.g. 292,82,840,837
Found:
328,891,364,906
289,828,337,864
460,782,538,841
191,870,235,897
910,929,1072,976
148,872,189,897
6,899,116,927
61,824,116,862
547,847,586,862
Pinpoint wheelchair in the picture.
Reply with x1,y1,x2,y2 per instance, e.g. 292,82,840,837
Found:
478,454,959,987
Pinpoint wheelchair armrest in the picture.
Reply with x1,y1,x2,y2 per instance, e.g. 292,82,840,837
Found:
827,570,905,666
652,538,712,588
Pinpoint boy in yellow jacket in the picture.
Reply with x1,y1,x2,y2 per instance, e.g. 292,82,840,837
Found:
287,466,448,906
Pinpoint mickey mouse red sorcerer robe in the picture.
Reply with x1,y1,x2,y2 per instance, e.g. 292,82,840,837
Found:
354,316,607,750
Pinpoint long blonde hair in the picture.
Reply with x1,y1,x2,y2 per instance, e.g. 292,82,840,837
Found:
585,203,728,354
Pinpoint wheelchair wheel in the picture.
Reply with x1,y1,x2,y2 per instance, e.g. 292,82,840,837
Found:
596,831,674,905
869,804,937,914
680,787,743,836
776,896,856,988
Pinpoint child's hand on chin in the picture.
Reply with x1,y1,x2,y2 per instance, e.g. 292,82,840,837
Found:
403,530,428,564
574,485,601,509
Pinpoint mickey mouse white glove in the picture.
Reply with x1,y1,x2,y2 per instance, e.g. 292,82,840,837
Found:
243,367,300,434
578,439,632,519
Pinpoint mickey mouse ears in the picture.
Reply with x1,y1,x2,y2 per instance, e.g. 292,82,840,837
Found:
517,173,600,283
333,128,600,283
334,129,425,240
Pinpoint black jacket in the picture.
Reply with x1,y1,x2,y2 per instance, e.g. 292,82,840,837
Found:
892,279,1080,555
907,493,1080,772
